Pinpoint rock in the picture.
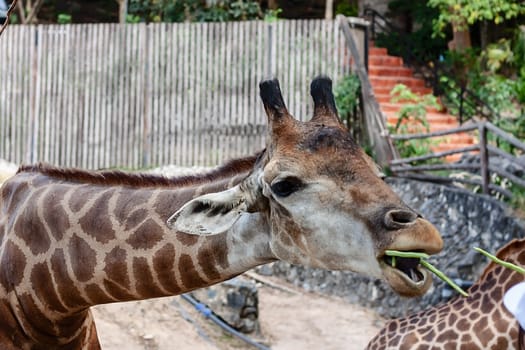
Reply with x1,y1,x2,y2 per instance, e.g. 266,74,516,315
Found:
190,276,260,334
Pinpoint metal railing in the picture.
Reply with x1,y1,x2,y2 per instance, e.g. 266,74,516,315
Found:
390,122,525,200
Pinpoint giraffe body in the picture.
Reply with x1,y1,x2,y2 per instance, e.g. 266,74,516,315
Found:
367,238,525,350
0,162,273,349
0,77,443,349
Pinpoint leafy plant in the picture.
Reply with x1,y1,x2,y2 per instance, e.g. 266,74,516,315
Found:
335,3,358,17
482,39,514,73
334,74,360,125
127,0,263,23
428,0,525,38
263,8,281,22
57,13,72,24
388,84,442,162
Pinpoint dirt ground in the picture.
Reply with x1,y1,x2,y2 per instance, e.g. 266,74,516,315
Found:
91,275,385,350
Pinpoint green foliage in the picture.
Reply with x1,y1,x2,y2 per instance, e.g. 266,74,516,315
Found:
263,8,282,22
335,3,358,17
334,74,360,123
127,0,263,23
483,39,514,73
389,84,442,162
57,13,72,24
428,0,525,38
375,0,448,62
439,41,522,122
513,29,525,108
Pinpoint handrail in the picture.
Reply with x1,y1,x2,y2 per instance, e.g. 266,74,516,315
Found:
337,14,398,165
389,121,525,201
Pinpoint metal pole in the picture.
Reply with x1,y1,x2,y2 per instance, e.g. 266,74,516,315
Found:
478,122,490,194
266,23,273,77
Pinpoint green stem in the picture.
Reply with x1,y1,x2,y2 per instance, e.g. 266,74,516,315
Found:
384,249,469,297
384,250,430,260
474,247,525,274
420,260,469,297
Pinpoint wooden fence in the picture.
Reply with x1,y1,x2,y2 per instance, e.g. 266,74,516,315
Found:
0,20,358,169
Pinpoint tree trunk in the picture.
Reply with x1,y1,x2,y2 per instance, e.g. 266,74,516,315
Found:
448,21,471,52
118,0,127,24
24,0,44,24
267,0,278,10
325,0,334,20
480,20,488,49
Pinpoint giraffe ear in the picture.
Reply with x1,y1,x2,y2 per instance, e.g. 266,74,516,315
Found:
166,186,249,235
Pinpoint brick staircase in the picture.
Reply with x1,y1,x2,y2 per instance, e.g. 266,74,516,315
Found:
368,46,476,159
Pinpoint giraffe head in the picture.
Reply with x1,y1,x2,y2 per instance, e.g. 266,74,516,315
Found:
167,76,443,297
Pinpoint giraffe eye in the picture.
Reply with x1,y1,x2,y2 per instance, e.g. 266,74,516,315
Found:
270,177,304,197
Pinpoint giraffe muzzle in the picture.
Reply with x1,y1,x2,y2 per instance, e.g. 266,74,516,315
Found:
380,256,431,297
377,216,443,296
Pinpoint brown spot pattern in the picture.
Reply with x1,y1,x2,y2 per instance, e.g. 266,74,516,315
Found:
1,180,29,214
124,208,148,231
31,262,68,313
179,254,206,289
85,283,111,304
153,243,181,294
0,241,26,292
78,190,116,244
133,257,165,298
68,234,96,282
125,218,164,250
114,190,152,219
103,247,130,289
197,245,222,281
518,251,525,265
18,293,57,341
56,312,89,338
42,187,70,241
103,279,136,301
50,249,89,309
154,191,191,219
14,190,51,255
69,186,95,213
176,232,199,247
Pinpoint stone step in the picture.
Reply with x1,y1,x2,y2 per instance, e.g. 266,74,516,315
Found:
385,113,456,125
368,65,413,77
368,44,476,161
382,104,447,116
369,55,404,66
372,86,433,98
370,76,427,89
369,47,388,55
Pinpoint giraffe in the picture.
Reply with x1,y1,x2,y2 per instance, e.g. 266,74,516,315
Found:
0,76,443,349
367,238,525,350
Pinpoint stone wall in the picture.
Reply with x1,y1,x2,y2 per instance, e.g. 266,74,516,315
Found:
259,178,525,318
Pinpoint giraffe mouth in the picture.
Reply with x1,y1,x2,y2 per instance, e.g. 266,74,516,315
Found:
380,254,431,297
383,255,425,282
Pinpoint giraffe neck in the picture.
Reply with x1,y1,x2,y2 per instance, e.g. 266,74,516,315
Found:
0,160,275,348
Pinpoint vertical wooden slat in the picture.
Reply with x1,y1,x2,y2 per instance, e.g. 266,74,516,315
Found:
71,25,80,167
194,23,202,166
63,25,71,165
0,21,350,169
210,22,219,165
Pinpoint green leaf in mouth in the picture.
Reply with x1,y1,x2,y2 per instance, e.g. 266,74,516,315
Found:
384,250,469,297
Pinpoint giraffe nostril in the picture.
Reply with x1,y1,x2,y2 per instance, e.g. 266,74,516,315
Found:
384,209,418,230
